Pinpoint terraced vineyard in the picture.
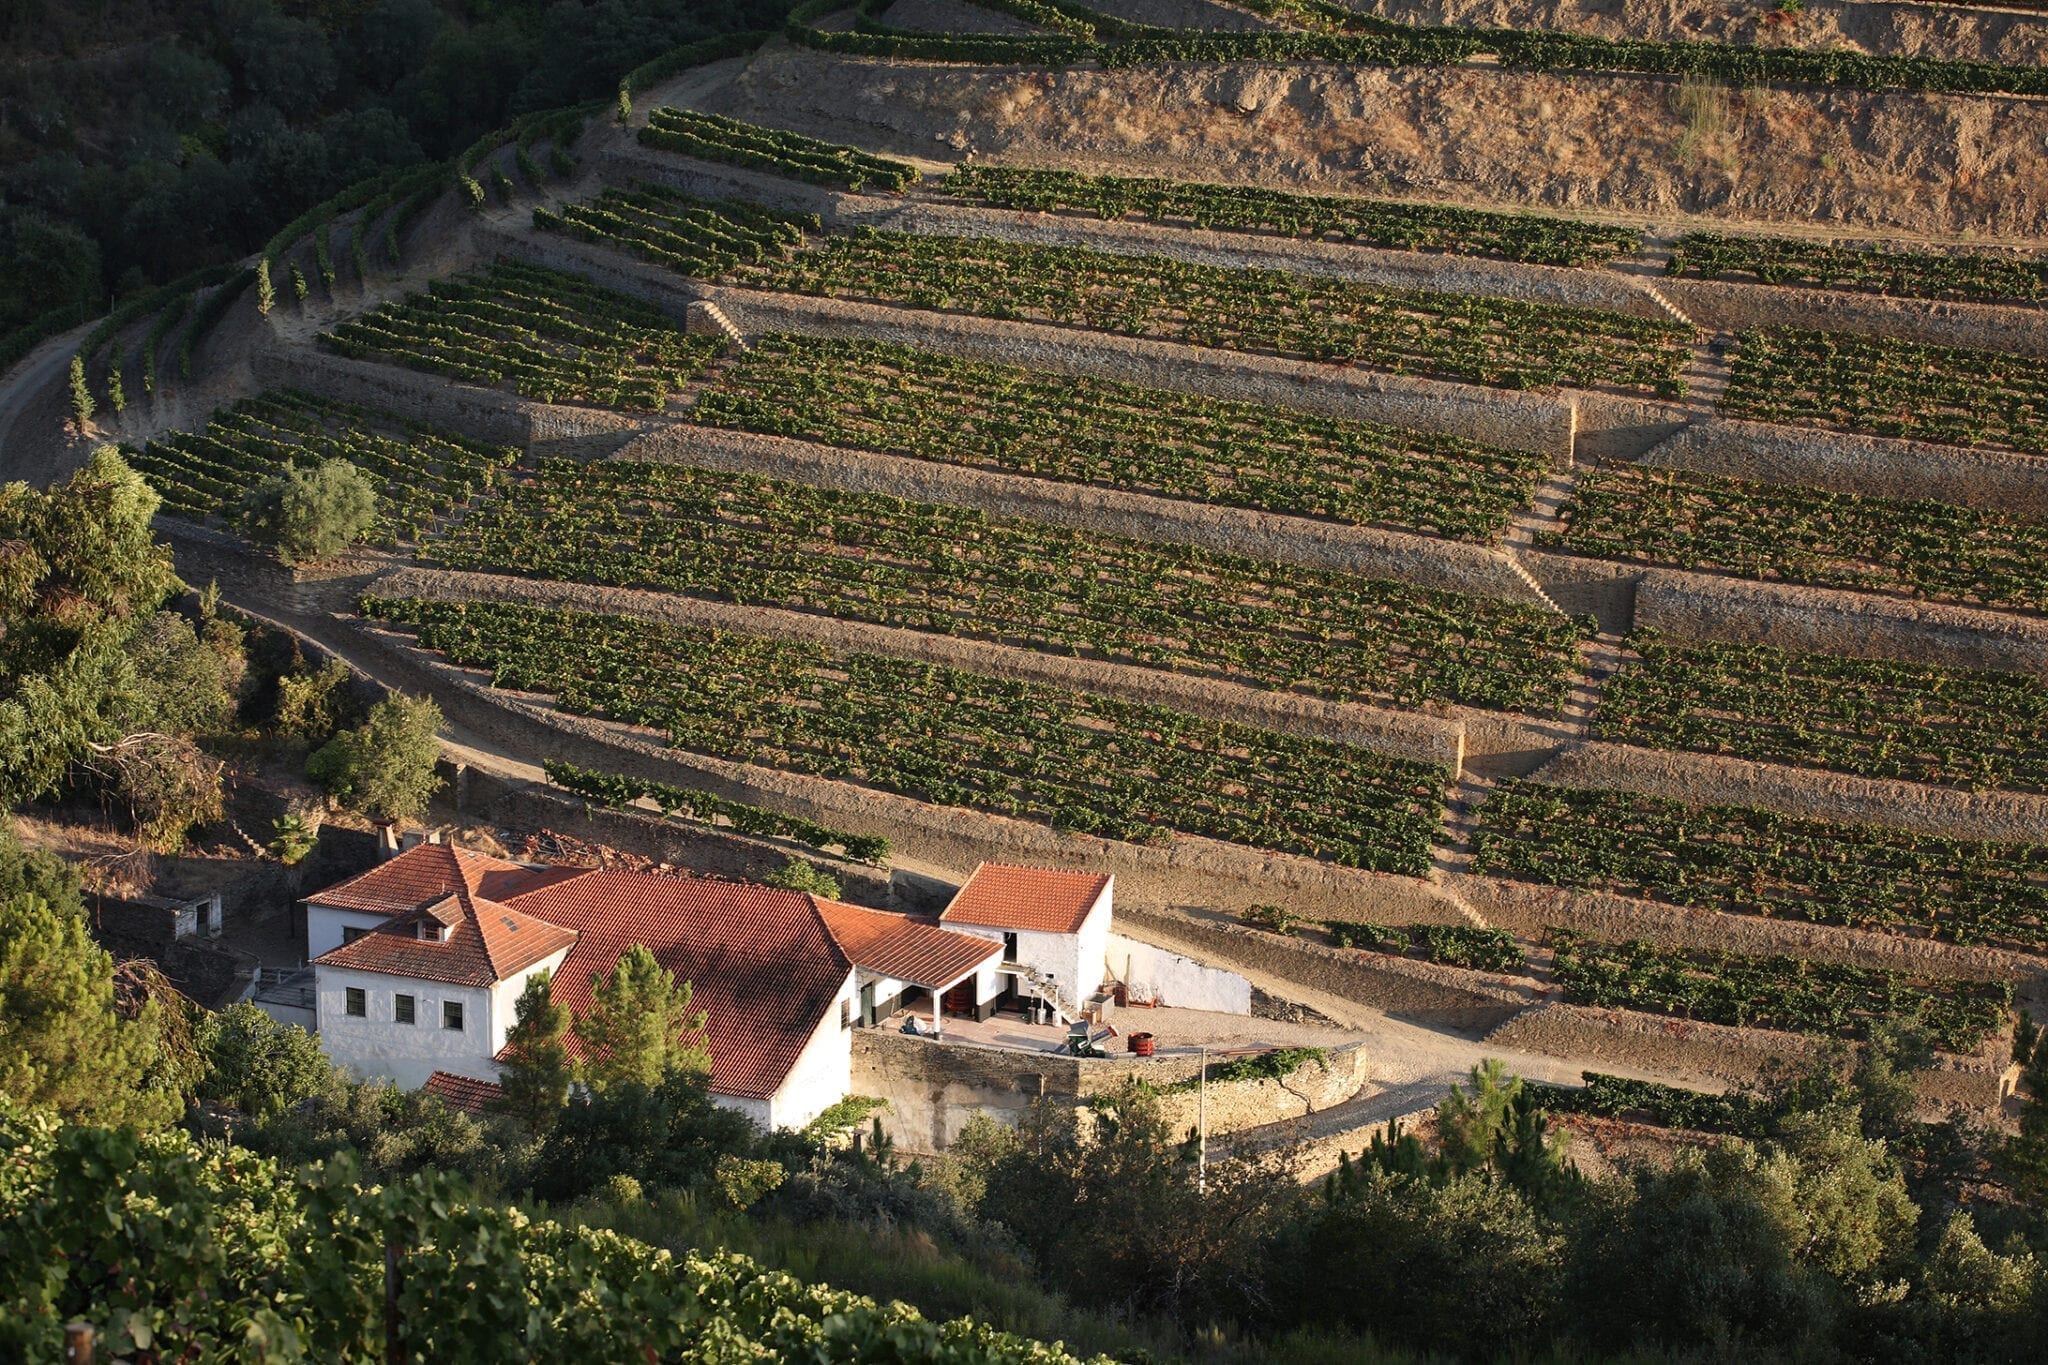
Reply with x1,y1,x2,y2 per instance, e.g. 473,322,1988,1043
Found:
1549,930,2012,1053
425,457,1588,713
1544,463,2048,613
539,190,1694,394
1323,920,1524,972
1593,634,2048,793
1474,780,2048,951
361,595,1449,872
321,261,726,409
126,391,517,543
1667,232,2048,306
1724,328,2048,454
639,107,916,191
690,334,1552,539
940,165,1642,266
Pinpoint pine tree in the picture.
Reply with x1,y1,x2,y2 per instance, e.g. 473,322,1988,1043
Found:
0,892,178,1130
494,970,574,1131
290,263,309,303
255,259,274,315
107,365,125,414
68,354,94,429
574,945,707,1094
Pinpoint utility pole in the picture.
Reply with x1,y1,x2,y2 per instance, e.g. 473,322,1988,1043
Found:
1197,1044,1208,1194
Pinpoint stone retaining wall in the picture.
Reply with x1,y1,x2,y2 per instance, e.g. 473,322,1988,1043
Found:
1484,1003,2010,1111
372,565,1470,769
1447,872,2047,988
614,421,1547,605
254,347,653,459
606,143,1670,318
1635,569,2048,677
1643,418,2048,520
1117,904,1533,1031
1538,741,2048,844
480,217,1580,459
335,613,1477,918
850,1026,1369,1153
1662,277,2048,360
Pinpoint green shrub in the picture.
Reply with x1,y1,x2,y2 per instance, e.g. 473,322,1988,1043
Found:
238,458,379,564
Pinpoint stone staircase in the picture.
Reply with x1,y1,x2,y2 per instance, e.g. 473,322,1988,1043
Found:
685,299,748,350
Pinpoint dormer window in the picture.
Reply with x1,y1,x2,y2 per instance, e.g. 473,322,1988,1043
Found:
417,922,446,942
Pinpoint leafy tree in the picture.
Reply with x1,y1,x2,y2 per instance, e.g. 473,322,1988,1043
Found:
1565,1143,1838,1357
762,856,841,899
0,893,178,1131
239,458,378,564
306,692,443,823
0,825,83,910
1278,1162,1563,1358
272,655,354,745
574,945,707,1094
531,1067,757,1202
195,1002,332,1117
493,969,574,1132
1,450,181,808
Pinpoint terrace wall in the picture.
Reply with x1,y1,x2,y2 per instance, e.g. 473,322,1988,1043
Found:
1538,741,2048,844
1661,278,2048,360
1643,418,2048,520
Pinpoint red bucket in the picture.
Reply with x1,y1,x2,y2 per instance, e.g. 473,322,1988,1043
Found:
1128,1032,1155,1057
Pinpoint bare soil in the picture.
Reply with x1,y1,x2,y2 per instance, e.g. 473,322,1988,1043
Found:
707,42,2048,241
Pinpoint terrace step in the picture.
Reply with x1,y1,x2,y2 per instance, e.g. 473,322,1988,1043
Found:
1497,466,1578,615
685,299,747,350
1680,332,1737,413
1636,281,1696,330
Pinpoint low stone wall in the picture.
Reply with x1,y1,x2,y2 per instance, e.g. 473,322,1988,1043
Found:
254,347,653,459
614,421,1547,605
701,285,1577,459
606,142,1671,319
851,1027,1369,1153
1662,277,2048,360
1635,569,2048,677
1484,1003,2010,1111
334,614,1477,919
1447,872,2048,989
1644,418,2048,520
1117,904,1533,1032
1538,741,2048,844
373,565,1470,770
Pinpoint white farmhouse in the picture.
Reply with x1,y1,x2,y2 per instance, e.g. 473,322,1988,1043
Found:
939,862,1114,1023
305,844,1002,1130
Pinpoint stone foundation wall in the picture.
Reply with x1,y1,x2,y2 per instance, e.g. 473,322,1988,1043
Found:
1662,278,2048,360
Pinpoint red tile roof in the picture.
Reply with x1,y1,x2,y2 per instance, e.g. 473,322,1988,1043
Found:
814,899,1001,990
422,1070,503,1117
940,863,1111,935
308,843,548,918
502,870,853,1102
311,887,578,987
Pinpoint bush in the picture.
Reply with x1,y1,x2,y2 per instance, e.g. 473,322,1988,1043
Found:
306,693,444,823
762,857,841,899
239,458,379,564
195,1002,332,1117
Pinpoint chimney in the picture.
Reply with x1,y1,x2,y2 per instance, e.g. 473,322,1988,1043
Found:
400,829,427,854
377,823,401,860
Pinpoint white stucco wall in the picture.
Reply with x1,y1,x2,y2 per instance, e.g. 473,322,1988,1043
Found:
314,964,499,1090
1074,882,1113,1001
949,879,1114,1015
313,949,568,1090
307,902,396,960
1105,933,1251,1014
764,971,858,1130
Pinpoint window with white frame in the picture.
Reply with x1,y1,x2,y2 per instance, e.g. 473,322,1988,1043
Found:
443,1000,464,1031
345,987,366,1017
395,993,416,1025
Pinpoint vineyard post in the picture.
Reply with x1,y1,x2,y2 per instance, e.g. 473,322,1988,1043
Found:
1198,1044,1208,1194
64,1322,93,1362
